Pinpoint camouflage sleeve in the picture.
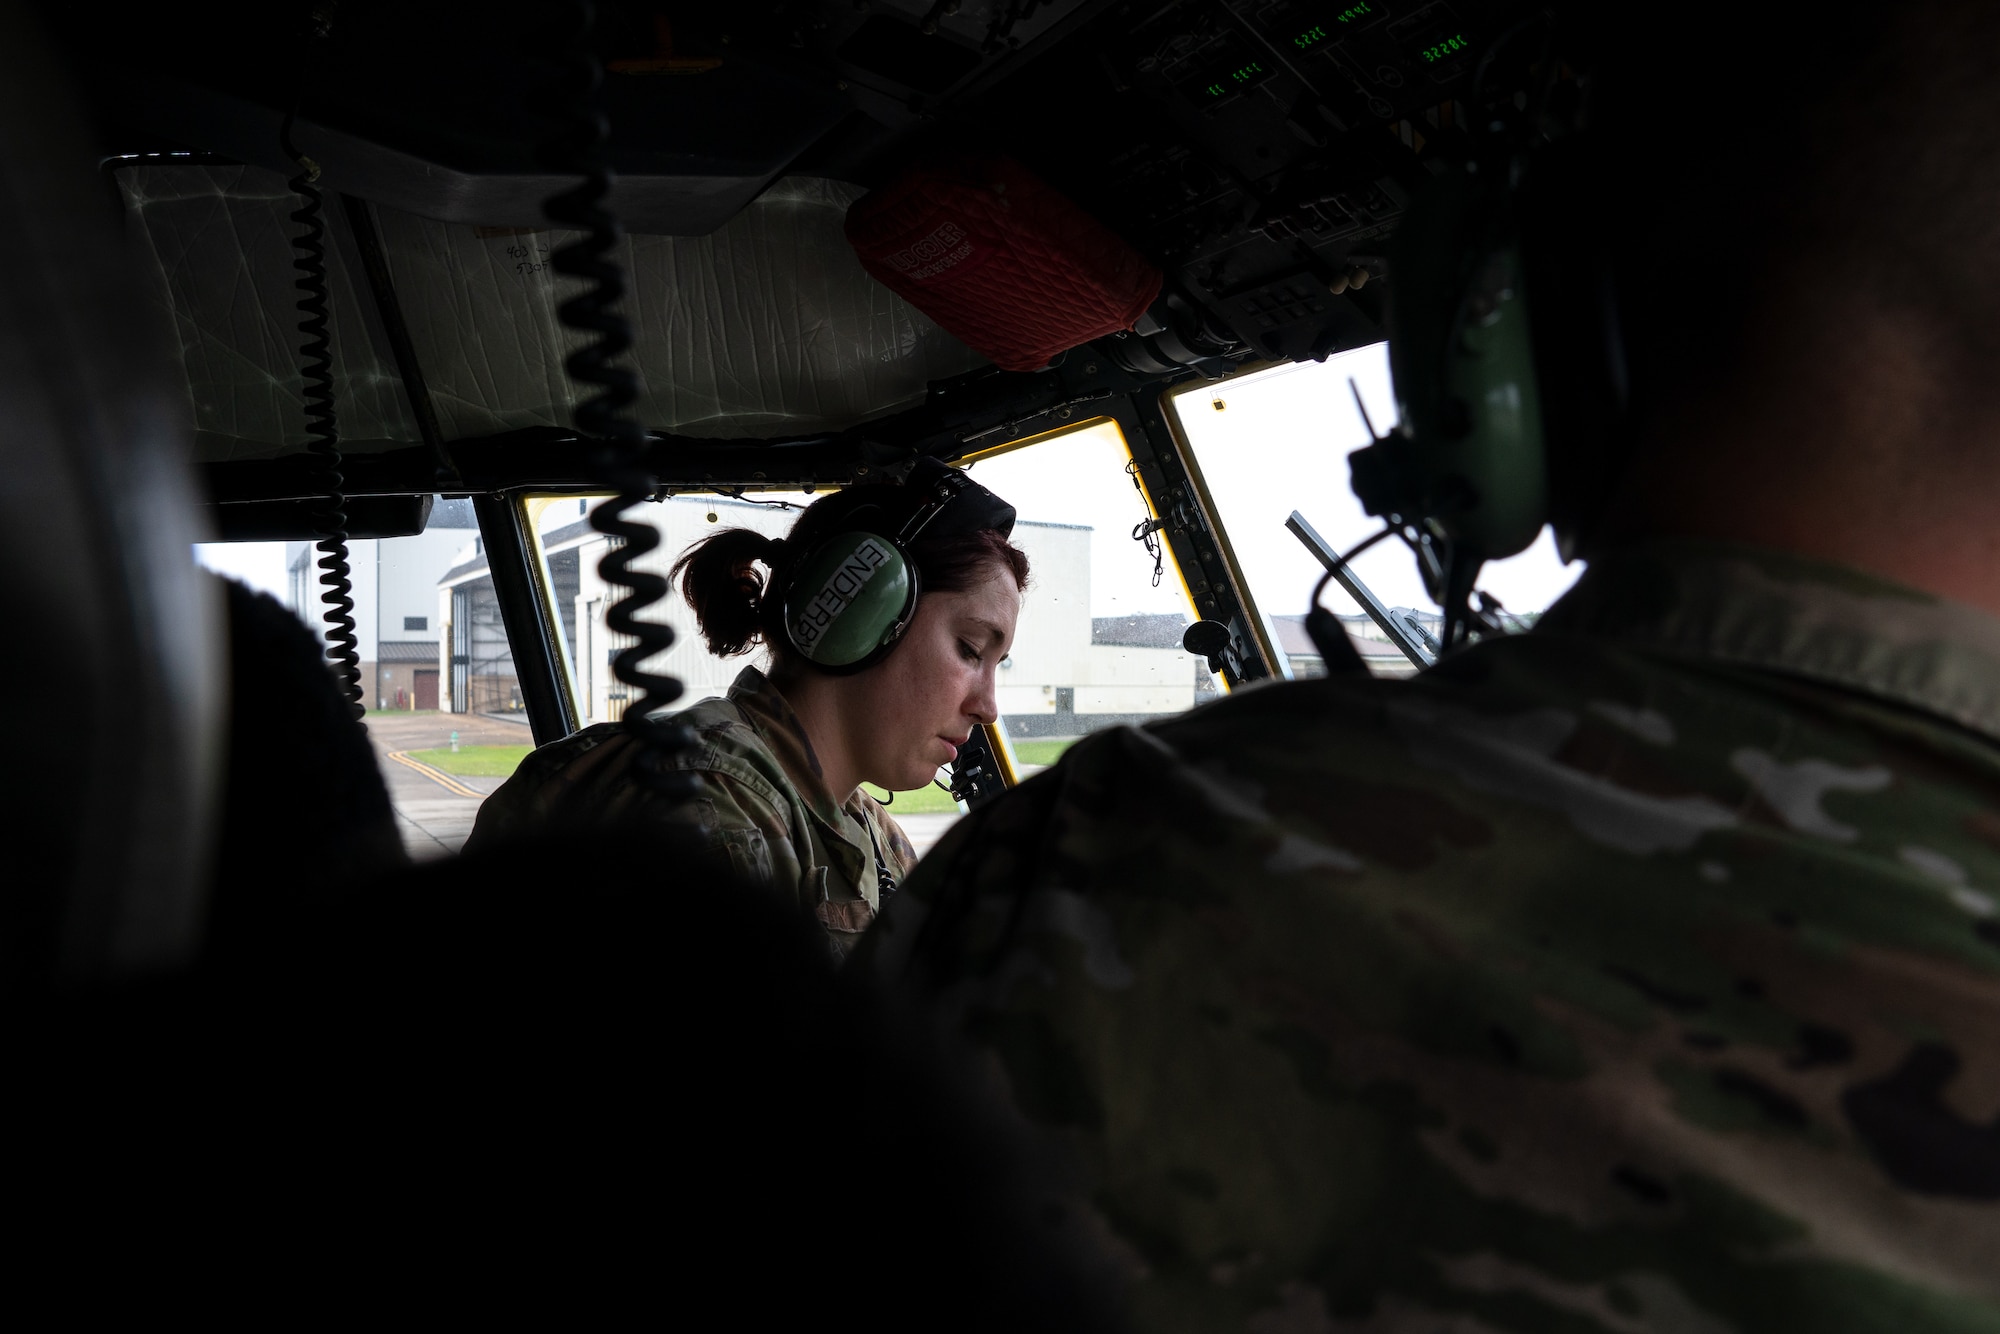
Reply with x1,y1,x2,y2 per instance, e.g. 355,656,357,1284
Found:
657,770,803,899
860,707,2000,1332
465,727,804,901
460,737,579,856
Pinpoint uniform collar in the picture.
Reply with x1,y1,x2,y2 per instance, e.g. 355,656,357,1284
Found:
1538,539,2000,745
726,666,877,840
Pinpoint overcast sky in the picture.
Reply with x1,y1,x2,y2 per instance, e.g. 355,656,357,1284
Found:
1168,343,1581,626
196,535,288,598
963,419,1192,619
966,342,1581,629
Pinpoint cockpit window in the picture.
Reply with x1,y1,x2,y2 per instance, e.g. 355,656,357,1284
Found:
959,417,1216,779
197,496,514,860
530,491,820,725
1169,344,1583,677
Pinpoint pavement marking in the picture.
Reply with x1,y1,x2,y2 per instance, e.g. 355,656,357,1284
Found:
386,750,485,799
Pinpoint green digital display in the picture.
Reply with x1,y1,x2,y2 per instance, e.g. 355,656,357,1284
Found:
1288,3,1375,54
1176,31,1281,108
1199,58,1271,99
1418,32,1470,63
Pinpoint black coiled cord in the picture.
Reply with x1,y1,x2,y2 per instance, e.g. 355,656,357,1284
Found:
541,4,696,793
280,129,365,719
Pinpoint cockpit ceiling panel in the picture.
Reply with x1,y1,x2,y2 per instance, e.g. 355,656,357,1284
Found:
120,165,417,461
118,167,985,463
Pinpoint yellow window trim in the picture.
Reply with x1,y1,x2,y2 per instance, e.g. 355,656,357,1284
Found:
960,416,1211,692
521,493,588,725
957,415,1220,792
1156,380,1288,680
981,721,1022,787
955,414,1120,466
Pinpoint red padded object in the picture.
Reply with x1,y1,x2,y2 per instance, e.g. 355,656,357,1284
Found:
844,157,1162,372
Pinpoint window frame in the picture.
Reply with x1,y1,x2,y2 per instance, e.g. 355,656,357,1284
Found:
473,490,583,746
1113,388,1281,686
1147,382,1292,681
954,410,1239,791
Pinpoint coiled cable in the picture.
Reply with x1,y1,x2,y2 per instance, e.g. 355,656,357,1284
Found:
541,3,696,792
280,121,365,719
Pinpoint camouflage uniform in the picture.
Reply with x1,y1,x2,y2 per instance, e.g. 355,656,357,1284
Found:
468,666,915,956
860,540,2000,1331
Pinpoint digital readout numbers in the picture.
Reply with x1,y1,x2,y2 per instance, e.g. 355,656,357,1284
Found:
1419,33,1469,62
1204,60,1267,98
1291,1,1374,50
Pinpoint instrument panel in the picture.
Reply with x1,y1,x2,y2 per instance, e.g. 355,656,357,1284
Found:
970,0,1533,363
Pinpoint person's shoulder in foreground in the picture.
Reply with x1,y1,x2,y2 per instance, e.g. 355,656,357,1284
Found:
859,540,2000,1331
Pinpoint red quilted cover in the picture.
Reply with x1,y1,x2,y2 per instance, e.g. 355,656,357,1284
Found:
844,157,1162,372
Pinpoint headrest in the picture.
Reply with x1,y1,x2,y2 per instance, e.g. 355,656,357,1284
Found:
0,5,222,985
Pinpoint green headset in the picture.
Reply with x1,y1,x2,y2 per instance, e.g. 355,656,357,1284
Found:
779,458,1017,673
1349,29,1629,649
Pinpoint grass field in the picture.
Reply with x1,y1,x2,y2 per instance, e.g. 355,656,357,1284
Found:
1009,738,1077,766
405,744,533,778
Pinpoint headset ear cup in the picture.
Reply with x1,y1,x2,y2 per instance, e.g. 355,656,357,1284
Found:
879,561,923,650
1379,168,1547,560
782,532,919,671
1383,168,1476,503
1520,141,1631,561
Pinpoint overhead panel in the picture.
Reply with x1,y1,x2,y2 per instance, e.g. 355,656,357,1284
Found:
997,0,1530,362
116,165,986,463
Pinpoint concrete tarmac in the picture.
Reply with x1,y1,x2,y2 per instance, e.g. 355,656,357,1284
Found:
362,710,529,860
891,812,964,860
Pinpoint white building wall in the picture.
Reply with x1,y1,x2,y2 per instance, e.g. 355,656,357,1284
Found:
290,518,482,710
997,683,1059,715
287,526,477,658
1076,643,1193,714
377,528,472,640
1002,523,1195,716
289,537,380,661
438,582,452,695
997,523,1091,712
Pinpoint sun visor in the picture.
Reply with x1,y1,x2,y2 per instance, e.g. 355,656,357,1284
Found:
116,166,986,463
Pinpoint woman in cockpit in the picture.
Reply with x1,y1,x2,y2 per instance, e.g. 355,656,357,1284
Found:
468,459,1028,955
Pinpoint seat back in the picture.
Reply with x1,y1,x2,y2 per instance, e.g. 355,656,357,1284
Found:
0,1,221,985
